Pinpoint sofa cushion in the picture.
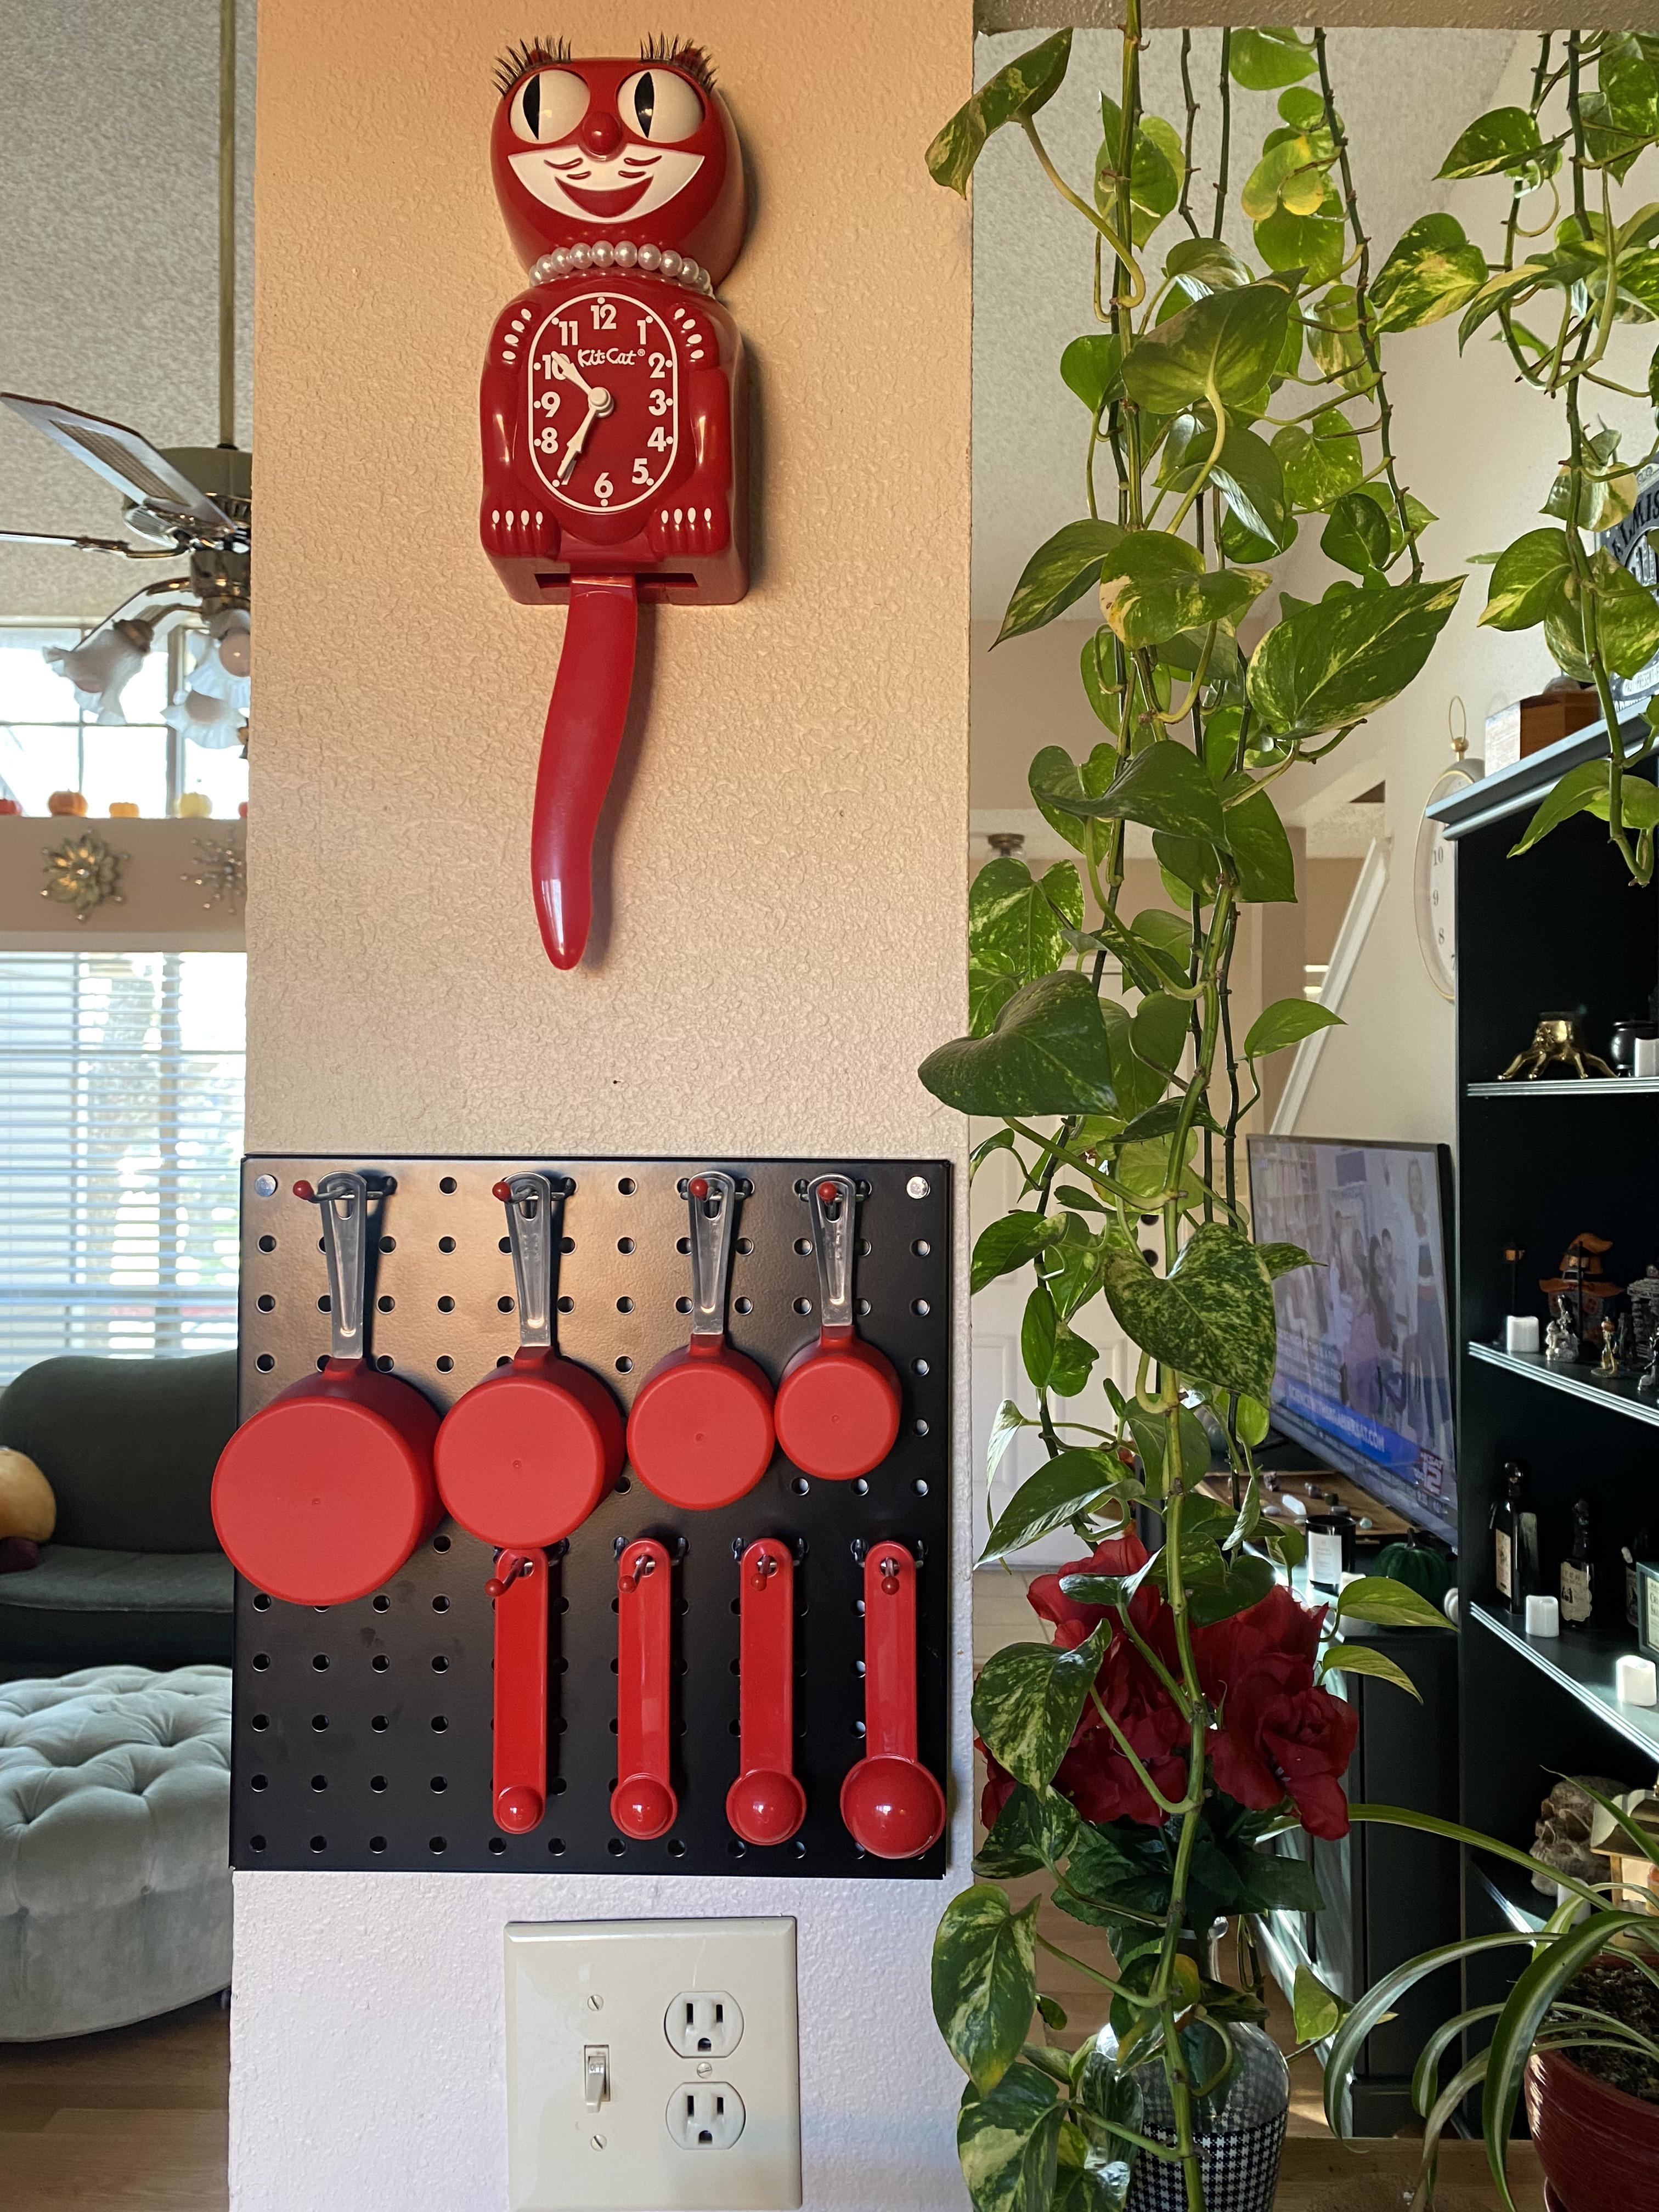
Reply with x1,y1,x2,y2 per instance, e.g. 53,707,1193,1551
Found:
0,1352,236,1552
0,1663,231,2038
0,1548,234,1676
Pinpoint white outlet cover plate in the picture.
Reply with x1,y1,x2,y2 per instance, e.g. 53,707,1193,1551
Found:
505,1916,802,2211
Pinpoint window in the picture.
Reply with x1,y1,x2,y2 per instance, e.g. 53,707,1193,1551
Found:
0,625,248,819
0,952,245,1384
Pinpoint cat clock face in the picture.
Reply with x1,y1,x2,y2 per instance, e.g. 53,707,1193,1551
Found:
490,38,746,284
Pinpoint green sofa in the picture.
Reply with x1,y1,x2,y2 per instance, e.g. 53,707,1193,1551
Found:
0,1353,236,1681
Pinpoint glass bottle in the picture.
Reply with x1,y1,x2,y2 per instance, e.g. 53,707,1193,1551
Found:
1560,1498,1594,1630
1493,1462,1536,1612
1625,1527,1651,1630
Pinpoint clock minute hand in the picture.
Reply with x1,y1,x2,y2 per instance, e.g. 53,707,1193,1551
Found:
555,397,601,484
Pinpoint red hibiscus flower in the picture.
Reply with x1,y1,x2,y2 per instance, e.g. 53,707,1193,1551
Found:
1187,1583,1358,1841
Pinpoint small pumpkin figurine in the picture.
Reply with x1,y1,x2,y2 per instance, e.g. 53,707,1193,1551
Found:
108,801,140,817
47,789,89,816
1374,1532,1454,1609
0,797,21,816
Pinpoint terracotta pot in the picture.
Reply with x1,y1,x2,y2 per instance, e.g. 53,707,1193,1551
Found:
1526,2047,1659,2211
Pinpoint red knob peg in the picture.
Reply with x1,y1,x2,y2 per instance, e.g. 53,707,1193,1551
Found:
292,1179,314,1201
817,1181,839,1206
492,1179,512,1201
689,1176,709,1200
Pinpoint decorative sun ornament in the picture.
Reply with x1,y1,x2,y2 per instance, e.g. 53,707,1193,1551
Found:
182,836,246,910
41,831,126,919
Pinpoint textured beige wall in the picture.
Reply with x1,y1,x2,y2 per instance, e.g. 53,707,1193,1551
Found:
238,6,973,2208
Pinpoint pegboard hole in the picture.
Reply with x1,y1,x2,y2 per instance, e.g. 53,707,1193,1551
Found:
856,1299,871,1317
436,1355,454,1373
853,1720,867,1738
380,1235,396,1253
915,1419,930,1438
438,1235,456,1254
499,1237,511,1254
676,1237,691,1255
431,1716,448,1732
793,1840,808,1859
734,1297,753,1316
317,1295,331,1312
312,1654,329,1671
913,1239,930,1257
668,1838,687,1858
676,1296,691,1314
371,1716,388,1733
439,1177,457,1194
854,1598,866,1617
737,1238,753,1256
370,1776,388,1792
310,1774,328,1792
618,1177,635,1195
372,1656,389,1673
252,1593,271,1611
617,1296,634,1314
256,1294,275,1313
252,1654,269,1672
730,1598,741,1615
615,1475,631,1493
312,1714,329,1731
794,1238,812,1256
432,1656,449,1673
372,1594,390,1612
497,1296,514,1313
255,1353,275,1373
437,1295,455,1313
913,1479,930,1497
496,1355,512,1367
250,1835,266,1851
257,1234,276,1252
854,1659,866,1678
793,1297,812,1316
561,1237,574,1254
430,1776,447,1793
316,1356,328,1371
428,1836,447,1854
557,1295,574,1313
609,1717,619,1734
913,1357,930,1376
433,1534,451,1552
551,1775,567,1796
251,1774,267,1791
728,1719,741,1737
251,1714,269,1730
858,1240,872,1259
912,1299,930,1317
791,1477,810,1497
729,1658,741,1676
370,1836,387,1854
376,1356,394,1372
432,1595,449,1613
615,1356,633,1374
853,1478,869,1498
377,1296,394,1312
548,1837,566,1856
727,1839,746,1858
607,1838,625,1858
489,1837,507,1856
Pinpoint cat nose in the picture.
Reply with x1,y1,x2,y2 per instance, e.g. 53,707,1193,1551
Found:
580,109,624,156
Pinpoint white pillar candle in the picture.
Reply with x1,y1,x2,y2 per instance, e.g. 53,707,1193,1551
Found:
1617,1654,1658,1705
1506,1316,1541,1353
1526,1594,1560,1638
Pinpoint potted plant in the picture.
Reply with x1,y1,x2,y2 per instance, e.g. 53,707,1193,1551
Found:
919,16,1459,2208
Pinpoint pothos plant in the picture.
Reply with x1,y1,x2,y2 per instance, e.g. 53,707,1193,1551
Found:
920,18,1457,2212
1370,29,1659,880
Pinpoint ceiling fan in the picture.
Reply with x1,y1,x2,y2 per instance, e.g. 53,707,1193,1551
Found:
0,0,250,738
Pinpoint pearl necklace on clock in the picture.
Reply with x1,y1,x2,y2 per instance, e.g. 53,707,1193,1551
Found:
529,239,716,296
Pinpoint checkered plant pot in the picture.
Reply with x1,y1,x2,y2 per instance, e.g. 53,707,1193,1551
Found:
1124,2109,1286,2212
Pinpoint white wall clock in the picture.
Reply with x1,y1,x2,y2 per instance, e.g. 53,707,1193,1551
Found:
1414,709,1480,1001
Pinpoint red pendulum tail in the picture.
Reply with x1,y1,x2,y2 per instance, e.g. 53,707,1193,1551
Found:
531,574,639,969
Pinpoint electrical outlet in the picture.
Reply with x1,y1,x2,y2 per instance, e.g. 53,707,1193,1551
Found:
664,1990,743,2060
505,1916,800,2211
665,2083,746,2151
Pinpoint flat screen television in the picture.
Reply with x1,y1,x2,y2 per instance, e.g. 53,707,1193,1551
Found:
1246,1135,1457,1546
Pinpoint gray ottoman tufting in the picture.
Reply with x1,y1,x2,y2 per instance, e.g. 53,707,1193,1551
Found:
0,1664,231,2039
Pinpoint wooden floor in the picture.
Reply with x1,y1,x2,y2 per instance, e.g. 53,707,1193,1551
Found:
0,1573,1542,2209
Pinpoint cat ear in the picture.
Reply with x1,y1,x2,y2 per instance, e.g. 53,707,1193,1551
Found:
493,36,574,99
637,34,716,93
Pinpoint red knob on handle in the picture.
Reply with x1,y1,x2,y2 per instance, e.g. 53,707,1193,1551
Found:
839,1542,945,1859
612,1540,678,1840
725,1539,806,1846
490,1548,549,1833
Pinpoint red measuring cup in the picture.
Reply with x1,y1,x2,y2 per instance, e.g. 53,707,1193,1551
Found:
725,1538,806,1846
212,1172,441,1606
612,1538,678,1841
839,1541,945,1859
626,1171,774,1511
434,1173,624,1833
774,1174,901,1480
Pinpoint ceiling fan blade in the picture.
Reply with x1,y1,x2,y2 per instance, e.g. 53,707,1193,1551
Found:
0,393,233,532
0,526,172,556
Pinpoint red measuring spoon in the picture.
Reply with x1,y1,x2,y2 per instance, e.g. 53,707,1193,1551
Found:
612,1538,678,1841
434,1173,623,1833
212,1173,440,1606
839,1541,945,1859
625,1172,774,1511
774,1174,901,1480
725,1538,806,1847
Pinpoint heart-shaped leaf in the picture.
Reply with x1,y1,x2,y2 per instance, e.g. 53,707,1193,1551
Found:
932,1886,1041,2093
1223,787,1297,903
1099,1223,1278,1399
971,1210,1063,1296
1318,1640,1423,1700
927,30,1073,194
973,1623,1109,1792
1228,26,1317,91
957,2063,1064,2212
968,859,1082,1036
1481,528,1576,633
1244,997,1343,1057
1322,492,1392,574
1438,105,1545,181
998,521,1126,644
920,972,1119,1117
1246,576,1464,740
982,1448,1126,1561
1035,741,1227,842
1256,207,1346,285
1121,280,1296,415
1060,334,1124,416
1030,741,1121,852
1273,409,1363,510
1372,213,1488,331
1257,1240,1315,1278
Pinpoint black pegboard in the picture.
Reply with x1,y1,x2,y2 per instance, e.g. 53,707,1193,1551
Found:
230,1156,951,1877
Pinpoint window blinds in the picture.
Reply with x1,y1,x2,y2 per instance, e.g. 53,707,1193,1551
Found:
0,952,245,1385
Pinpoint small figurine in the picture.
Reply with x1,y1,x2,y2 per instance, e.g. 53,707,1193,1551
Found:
1547,1296,1581,1364
1499,1012,1616,1081
1600,1318,1619,1375
1630,1266,1659,1364
1641,1340,1659,1396
1539,1235,1623,1346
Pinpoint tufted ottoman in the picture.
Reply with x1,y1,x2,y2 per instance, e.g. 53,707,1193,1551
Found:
0,1664,230,2039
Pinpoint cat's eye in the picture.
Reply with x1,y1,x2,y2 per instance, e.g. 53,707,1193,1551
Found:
618,69,704,144
509,68,589,144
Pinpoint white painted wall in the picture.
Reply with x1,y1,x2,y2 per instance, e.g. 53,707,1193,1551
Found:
232,5,973,2209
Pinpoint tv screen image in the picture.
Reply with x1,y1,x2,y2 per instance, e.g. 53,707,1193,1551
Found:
1246,1136,1456,1543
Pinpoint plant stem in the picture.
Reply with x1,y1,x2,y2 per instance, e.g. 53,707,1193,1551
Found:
1178,30,1201,238
1212,31,1232,241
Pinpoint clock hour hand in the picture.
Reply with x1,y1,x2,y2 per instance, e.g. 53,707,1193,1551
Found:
548,351,596,401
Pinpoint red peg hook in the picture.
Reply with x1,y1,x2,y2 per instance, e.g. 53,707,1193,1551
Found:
612,1539,678,1841
839,1541,945,1859
725,1538,806,1847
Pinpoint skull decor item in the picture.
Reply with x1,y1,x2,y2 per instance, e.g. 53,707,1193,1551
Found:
481,36,748,969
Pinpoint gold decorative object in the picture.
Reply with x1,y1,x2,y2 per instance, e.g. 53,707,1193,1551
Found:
40,830,126,921
1601,1319,1620,1375
1498,1012,1616,1081
182,837,246,911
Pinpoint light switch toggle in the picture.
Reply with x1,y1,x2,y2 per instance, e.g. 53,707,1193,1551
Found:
584,2045,610,2111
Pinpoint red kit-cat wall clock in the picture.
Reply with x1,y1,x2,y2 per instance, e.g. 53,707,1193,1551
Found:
481,36,748,969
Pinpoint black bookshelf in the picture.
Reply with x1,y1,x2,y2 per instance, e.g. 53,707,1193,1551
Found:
1434,715,1659,2033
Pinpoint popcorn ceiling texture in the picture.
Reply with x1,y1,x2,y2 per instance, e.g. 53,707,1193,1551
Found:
236,3,973,2207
